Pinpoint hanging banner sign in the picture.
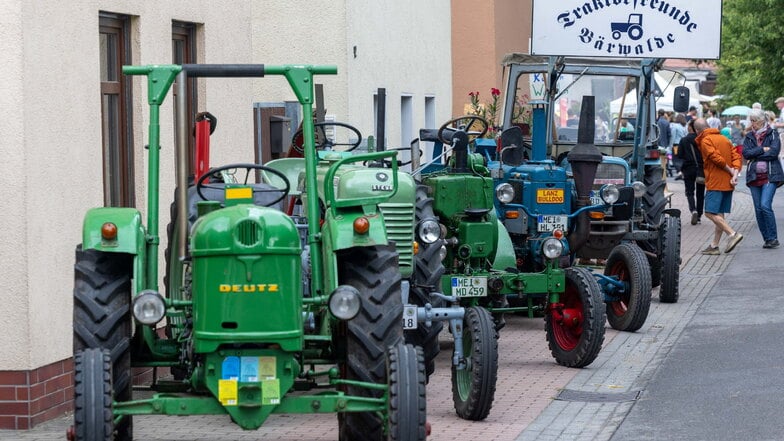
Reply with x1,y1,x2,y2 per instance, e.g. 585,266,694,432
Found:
531,0,722,59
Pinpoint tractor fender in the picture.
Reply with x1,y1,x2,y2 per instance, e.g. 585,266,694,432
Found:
492,219,517,271
82,207,146,255
322,210,389,253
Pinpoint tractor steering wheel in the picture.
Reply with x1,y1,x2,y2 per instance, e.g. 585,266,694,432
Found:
437,115,489,145
291,121,363,154
195,164,290,207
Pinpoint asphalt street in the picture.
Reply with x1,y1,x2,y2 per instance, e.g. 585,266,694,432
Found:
610,178,784,441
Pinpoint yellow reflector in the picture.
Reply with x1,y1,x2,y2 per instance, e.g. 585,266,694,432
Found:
226,187,253,199
413,241,419,255
588,211,605,220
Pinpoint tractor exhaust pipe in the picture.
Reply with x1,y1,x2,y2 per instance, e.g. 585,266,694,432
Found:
566,96,602,253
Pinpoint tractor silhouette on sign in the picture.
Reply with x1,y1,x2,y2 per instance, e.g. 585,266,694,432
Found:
611,14,643,41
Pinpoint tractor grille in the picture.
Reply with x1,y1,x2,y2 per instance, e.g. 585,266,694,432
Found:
379,202,414,273
235,219,261,247
593,163,627,190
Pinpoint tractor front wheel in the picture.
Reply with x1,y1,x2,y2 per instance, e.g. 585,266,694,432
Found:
604,243,652,332
546,267,606,368
73,348,114,441
659,215,681,303
72,246,132,440
405,185,447,381
337,245,404,441
387,343,427,440
451,306,498,421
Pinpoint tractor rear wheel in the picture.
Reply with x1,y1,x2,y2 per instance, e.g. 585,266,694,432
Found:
337,245,404,441
658,215,681,303
73,348,113,441
72,246,132,440
451,306,498,421
406,185,446,381
387,343,427,440
546,267,606,368
639,164,667,288
604,243,652,332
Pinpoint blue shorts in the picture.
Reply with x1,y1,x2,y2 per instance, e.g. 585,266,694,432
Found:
704,190,733,214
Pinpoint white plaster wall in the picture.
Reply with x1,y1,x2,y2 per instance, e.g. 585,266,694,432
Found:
0,0,30,370
2,0,255,370
2,0,452,371
346,0,453,155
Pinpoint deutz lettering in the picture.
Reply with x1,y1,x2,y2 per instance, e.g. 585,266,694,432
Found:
219,284,280,293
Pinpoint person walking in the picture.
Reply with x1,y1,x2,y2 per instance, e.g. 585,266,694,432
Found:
742,109,783,249
694,118,744,255
657,109,672,177
706,110,722,129
670,113,687,180
677,119,705,225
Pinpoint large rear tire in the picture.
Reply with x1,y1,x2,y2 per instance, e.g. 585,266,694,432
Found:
451,306,498,421
546,267,606,368
387,343,427,441
658,215,681,303
405,185,446,380
73,348,113,441
73,247,132,440
604,243,652,332
337,245,404,441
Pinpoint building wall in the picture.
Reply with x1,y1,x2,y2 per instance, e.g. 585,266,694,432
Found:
0,0,452,429
451,0,531,120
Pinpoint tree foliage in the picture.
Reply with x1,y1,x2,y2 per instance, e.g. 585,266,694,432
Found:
716,0,784,108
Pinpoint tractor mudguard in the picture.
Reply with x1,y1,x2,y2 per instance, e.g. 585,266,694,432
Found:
82,207,146,255
492,219,517,271
322,210,390,253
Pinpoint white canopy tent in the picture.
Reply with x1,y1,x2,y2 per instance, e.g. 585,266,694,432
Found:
610,72,701,116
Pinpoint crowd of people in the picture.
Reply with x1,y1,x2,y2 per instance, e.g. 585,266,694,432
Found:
657,100,784,253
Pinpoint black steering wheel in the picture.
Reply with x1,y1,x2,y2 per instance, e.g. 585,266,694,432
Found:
437,115,489,145
196,164,290,207
291,121,363,154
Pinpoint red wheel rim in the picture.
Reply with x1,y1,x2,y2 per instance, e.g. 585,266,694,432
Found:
551,284,584,351
608,260,631,317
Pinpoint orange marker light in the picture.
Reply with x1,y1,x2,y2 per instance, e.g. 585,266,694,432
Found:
413,241,419,255
552,229,564,240
589,211,605,220
505,211,520,219
353,217,370,235
101,222,118,240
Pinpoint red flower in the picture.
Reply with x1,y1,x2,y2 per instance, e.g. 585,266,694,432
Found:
469,91,477,97
491,87,501,97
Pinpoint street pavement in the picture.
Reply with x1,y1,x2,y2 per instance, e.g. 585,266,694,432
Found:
3,175,781,440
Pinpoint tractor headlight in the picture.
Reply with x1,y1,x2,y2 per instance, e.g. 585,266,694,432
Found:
599,184,620,204
542,238,564,259
495,183,515,204
631,181,646,198
329,285,362,320
438,245,448,261
417,219,441,244
132,290,166,326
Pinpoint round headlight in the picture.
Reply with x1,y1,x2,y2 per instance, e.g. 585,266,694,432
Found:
542,238,564,259
132,290,166,325
417,219,441,244
600,184,620,204
631,181,646,198
329,286,362,320
495,183,515,204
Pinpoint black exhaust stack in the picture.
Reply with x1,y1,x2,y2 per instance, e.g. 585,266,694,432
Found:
566,96,603,254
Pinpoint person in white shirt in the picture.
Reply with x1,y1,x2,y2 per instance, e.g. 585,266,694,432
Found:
706,109,722,129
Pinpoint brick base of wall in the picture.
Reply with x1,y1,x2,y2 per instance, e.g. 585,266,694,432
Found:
0,359,165,430
0,358,74,430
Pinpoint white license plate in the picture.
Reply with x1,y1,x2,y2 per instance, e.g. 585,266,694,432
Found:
403,305,418,330
537,215,568,232
451,277,488,297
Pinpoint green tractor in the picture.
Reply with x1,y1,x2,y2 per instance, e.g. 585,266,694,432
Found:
70,64,426,440
402,114,607,421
